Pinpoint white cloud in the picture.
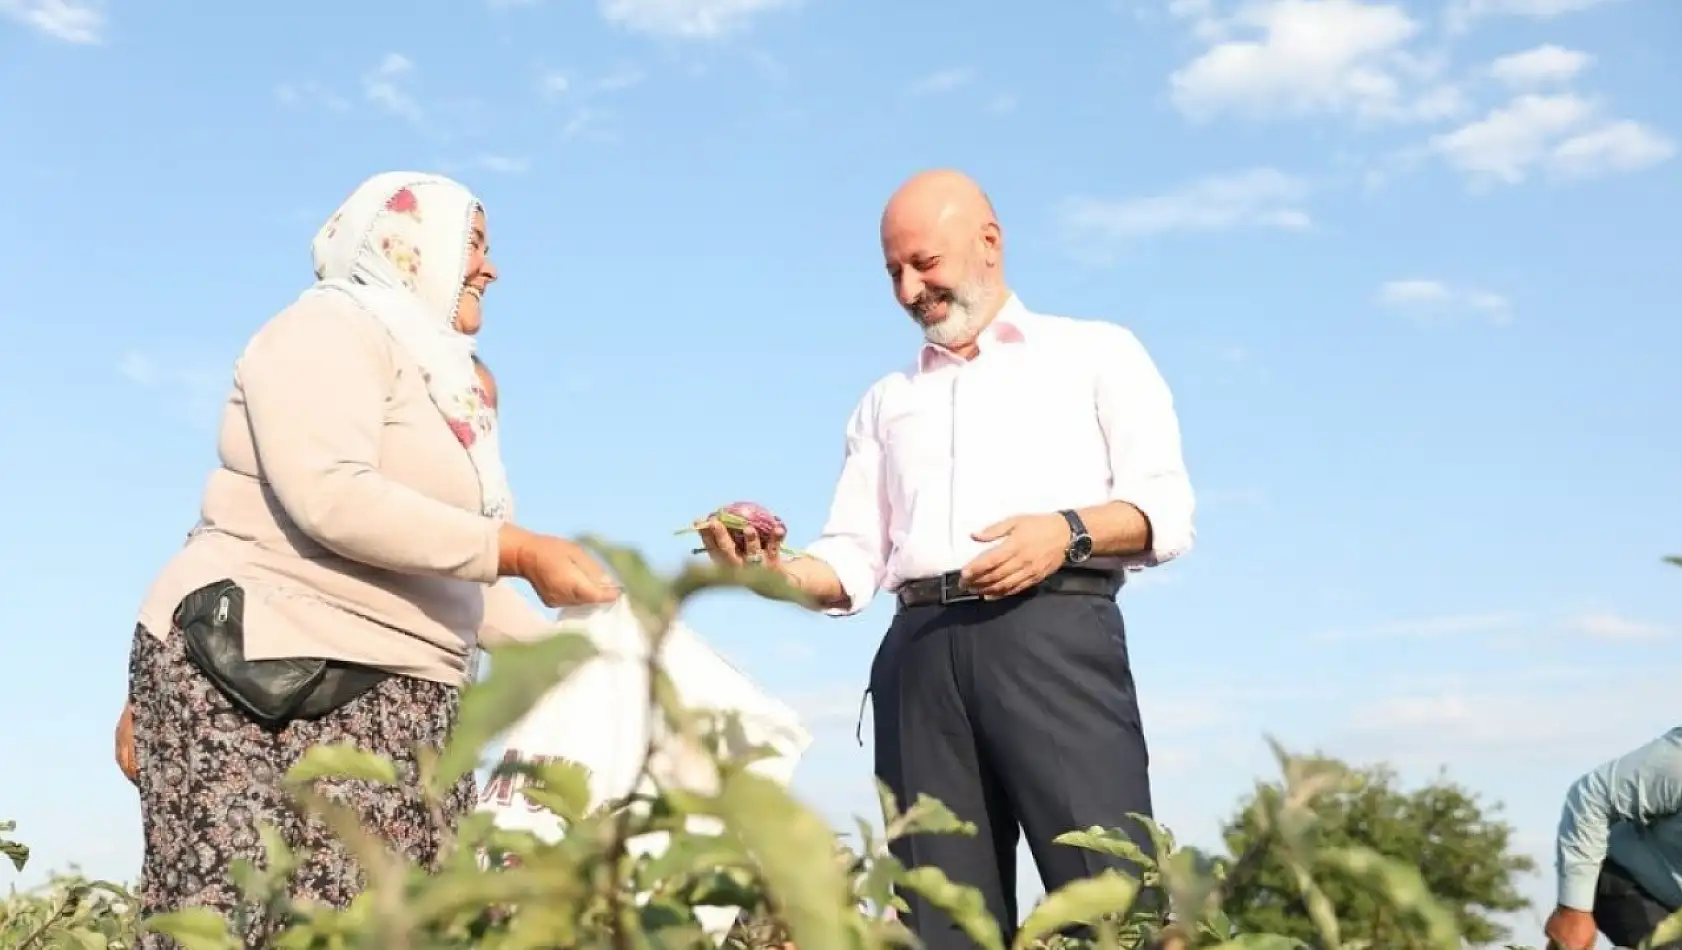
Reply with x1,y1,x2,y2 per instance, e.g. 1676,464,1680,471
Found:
538,66,642,144
597,0,796,39
908,68,975,95
117,351,164,387
1334,667,1673,769
1432,94,1589,181
1376,278,1512,324
1167,0,1465,124
0,0,102,43
363,52,423,125
475,154,531,174
1429,93,1674,184
537,71,570,98
593,66,645,92
1311,610,1524,642
1567,612,1670,641
1312,608,1675,645
562,107,617,143
1448,0,1623,32
117,350,231,427
1378,278,1454,305
1549,120,1677,178
1488,44,1591,88
274,81,350,113
1061,168,1312,240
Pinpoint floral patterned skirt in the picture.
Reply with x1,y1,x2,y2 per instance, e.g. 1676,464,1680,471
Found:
128,625,476,949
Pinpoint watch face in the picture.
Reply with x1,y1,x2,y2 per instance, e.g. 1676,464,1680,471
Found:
1069,535,1094,561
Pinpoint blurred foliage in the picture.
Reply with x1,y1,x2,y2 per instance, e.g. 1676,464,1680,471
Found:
1219,760,1533,947
26,541,1682,947
2,820,139,950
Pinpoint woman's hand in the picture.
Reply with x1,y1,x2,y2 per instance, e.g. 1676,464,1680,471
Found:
115,703,138,787
501,526,620,607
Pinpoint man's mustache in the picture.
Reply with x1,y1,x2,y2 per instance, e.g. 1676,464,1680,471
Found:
909,288,954,319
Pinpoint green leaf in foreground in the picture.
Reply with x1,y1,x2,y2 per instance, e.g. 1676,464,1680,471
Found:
284,743,399,785
0,819,26,872
886,792,976,841
143,907,239,950
431,631,599,798
515,758,594,825
1012,870,1139,950
899,865,1005,950
1643,905,1682,949
1053,826,1156,871
1321,847,1462,950
716,769,852,950
577,535,674,624
1210,935,1309,949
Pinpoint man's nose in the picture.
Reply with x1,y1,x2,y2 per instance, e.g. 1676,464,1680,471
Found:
895,273,921,306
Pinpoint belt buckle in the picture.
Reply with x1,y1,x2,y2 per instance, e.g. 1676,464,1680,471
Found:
939,572,981,605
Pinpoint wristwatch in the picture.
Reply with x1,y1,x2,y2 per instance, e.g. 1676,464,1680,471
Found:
1058,510,1093,564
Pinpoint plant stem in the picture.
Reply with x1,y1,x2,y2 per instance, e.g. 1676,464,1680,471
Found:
14,894,73,950
607,605,679,950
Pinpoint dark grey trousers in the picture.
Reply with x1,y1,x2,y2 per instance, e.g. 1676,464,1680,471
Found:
869,591,1155,948
1597,859,1682,949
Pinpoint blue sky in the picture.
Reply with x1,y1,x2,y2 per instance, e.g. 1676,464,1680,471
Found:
2,0,1679,938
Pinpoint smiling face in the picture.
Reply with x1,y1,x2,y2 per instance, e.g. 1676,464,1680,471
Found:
882,225,996,349
454,207,497,336
879,170,1005,352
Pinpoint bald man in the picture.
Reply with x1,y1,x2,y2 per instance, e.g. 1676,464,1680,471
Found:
696,169,1195,945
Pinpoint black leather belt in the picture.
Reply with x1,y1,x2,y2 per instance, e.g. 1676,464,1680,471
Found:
896,567,1119,609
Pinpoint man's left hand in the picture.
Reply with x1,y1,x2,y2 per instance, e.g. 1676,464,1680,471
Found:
959,513,1071,599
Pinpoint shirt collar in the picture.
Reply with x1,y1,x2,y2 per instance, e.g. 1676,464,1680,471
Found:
918,292,1031,373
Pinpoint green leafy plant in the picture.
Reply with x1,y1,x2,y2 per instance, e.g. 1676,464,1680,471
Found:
1,821,139,950
18,538,1643,948
1219,759,1535,947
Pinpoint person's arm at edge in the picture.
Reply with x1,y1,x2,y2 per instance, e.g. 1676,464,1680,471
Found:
781,391,890,615
1082,324,1195,565
1556,727,1682,912
243,301,538,584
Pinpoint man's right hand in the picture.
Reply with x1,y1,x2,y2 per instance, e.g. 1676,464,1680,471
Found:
1543,906,1598,950
695,515,785,569
693,509,856,610
500,527,621,607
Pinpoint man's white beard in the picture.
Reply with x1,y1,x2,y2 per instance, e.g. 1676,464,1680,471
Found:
922,283,993,349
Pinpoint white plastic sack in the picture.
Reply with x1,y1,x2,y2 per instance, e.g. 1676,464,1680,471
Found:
475,596,814,944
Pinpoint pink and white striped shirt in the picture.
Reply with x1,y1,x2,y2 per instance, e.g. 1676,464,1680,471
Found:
801,293,1195,615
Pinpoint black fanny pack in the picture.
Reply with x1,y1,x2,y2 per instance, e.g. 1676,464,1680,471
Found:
175,579,391,729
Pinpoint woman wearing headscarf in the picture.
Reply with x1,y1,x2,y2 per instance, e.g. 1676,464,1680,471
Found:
125,171,614,947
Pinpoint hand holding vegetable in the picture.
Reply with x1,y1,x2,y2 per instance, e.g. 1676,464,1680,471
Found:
677,502,794,567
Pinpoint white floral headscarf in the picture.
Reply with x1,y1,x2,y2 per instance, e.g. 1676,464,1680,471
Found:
305,171,511,521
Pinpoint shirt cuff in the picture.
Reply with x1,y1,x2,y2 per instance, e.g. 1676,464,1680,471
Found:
797,539,878,617
466,519,503,585
1110,483,1194,567
1558,864,1600,912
